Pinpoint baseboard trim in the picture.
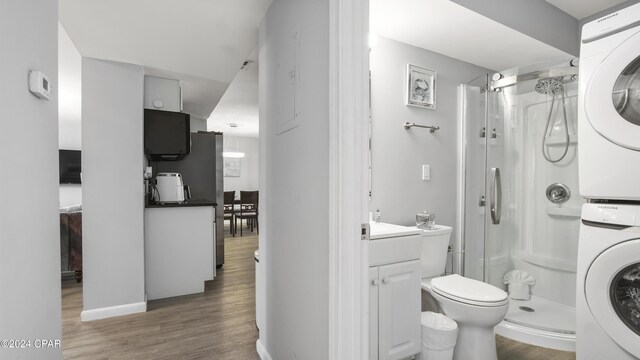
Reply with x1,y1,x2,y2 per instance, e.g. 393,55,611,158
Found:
256,339,272,360
81,301,147,322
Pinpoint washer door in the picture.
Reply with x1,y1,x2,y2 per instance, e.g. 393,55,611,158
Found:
586,239,640,357
585,30,640,150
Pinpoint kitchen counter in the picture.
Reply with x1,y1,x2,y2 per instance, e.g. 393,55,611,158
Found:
145,199,217,208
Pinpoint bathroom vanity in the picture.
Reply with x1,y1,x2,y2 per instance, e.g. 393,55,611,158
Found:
369,222,422,360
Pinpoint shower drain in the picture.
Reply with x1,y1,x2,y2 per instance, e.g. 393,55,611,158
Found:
519,306,535,313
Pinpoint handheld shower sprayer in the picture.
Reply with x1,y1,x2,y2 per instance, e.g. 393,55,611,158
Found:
535,78,570,164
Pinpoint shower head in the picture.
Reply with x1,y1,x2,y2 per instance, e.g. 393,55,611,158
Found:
535,78,563,95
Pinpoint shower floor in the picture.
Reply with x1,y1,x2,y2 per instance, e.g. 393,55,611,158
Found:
504,295,576,334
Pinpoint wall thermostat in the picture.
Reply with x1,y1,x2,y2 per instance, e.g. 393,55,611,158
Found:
29,71,52,100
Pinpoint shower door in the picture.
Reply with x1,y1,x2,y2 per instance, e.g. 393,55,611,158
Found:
482,88,515,290
461,61,582,337
459,75,489,282
459,75,514,287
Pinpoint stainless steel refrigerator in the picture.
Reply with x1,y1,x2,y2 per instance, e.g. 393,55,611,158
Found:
153,131,225,267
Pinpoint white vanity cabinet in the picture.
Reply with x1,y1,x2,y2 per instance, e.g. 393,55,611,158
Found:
369,223,422,360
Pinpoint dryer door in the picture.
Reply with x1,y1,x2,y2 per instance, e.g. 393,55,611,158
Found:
586,238,640,357
585,29,640,150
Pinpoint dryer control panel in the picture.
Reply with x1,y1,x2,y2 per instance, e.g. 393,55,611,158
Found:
583,2,640,43
582,203,640,226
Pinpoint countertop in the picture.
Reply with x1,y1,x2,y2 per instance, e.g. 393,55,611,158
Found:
369,222,422,240
145,199,217,208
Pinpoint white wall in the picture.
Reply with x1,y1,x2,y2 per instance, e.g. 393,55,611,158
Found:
259,0,330,358
0,1,62,359
369,37,491,239
59,24,82,150
82,58,146,316
223,136,259,194
58,23,83,208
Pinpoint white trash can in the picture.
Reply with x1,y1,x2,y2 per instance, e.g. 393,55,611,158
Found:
421,311,458,360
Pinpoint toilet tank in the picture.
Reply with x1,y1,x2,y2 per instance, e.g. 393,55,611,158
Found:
415,225,453,278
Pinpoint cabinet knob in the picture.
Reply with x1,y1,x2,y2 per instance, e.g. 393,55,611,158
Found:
371,279,380,286
382,277,389,284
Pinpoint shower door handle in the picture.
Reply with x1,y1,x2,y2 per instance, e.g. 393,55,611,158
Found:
490,167,502,225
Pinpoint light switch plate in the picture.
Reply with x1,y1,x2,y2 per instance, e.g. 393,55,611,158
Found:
422,165,430,180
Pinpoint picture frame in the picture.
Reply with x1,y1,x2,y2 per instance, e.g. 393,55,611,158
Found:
224,158,241,177
406,64,436,109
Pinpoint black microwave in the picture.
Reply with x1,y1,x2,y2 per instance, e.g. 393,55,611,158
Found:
144,109,191,161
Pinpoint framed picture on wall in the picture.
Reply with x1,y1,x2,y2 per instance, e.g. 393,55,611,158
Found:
406,64,436,109
224,158,241,177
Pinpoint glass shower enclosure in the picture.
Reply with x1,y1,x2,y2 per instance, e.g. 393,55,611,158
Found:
458,59,583,351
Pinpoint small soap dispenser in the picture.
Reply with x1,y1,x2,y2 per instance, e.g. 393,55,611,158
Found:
374,209,381,222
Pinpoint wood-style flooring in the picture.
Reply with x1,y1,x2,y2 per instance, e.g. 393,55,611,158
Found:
497,335,576,360
61,225,575,360
62,227,260,360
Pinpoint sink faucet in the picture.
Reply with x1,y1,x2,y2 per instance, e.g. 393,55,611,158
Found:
374,209,381,223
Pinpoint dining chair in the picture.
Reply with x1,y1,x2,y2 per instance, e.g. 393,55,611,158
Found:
235,191,258,236
224,191,236,236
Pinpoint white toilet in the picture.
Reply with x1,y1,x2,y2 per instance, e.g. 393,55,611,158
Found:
417,225,508,360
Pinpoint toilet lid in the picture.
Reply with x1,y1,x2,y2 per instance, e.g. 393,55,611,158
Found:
431,274,508,306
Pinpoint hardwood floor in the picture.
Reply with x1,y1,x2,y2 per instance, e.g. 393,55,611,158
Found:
61,224,575,360
62,227,259,360
497,335,576,360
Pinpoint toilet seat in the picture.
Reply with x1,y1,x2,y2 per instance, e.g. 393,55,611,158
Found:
430,274,508,307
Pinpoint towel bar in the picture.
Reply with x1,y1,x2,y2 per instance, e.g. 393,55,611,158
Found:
403,122,440,133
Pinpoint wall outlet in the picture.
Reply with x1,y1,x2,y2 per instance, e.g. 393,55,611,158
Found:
144,166,153,180
422,165,431,181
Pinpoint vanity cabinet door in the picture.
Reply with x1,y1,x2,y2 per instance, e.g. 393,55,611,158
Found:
369,267,380,360
378,260,421,360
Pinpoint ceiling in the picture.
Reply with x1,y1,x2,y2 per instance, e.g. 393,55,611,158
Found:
545,0,626,20
370,0,572,72
59,0,271,126
59,0,270,84
60,0,625,138
207,49,259,137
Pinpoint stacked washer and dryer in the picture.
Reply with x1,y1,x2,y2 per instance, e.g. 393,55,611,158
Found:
577,3,640,359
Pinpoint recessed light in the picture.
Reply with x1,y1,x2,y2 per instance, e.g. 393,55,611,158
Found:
228,123,238,128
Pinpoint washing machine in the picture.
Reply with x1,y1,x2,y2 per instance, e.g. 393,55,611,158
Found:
579,3,640,200
577,203,640,359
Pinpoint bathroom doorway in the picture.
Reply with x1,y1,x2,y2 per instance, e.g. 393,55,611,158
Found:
458,59,583,351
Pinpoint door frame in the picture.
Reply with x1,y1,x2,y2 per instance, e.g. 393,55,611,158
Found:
328,0,370,358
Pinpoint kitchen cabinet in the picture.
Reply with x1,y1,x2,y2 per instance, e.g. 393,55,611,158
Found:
144,205,215,300
144,76,182,112
370,267,380,360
